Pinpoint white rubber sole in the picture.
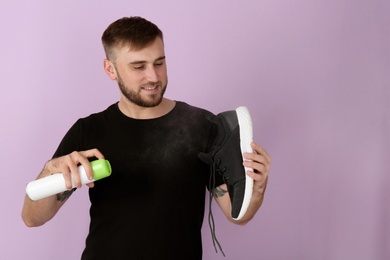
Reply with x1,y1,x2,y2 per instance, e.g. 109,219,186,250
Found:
234,106,254,220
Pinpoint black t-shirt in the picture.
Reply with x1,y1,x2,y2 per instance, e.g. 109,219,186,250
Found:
52,101,222,260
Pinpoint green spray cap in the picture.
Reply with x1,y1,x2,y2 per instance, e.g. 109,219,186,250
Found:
91,159,112,181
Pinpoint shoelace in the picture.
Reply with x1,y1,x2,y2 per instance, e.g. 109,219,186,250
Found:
208,159,226,257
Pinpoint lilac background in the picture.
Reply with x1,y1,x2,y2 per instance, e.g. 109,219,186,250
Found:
1,0,389,259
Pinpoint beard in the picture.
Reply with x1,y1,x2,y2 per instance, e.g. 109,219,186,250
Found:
117,73,167,108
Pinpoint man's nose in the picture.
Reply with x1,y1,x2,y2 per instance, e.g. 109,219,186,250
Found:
145,66,158,82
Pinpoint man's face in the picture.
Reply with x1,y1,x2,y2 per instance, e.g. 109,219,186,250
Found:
113,37,168,107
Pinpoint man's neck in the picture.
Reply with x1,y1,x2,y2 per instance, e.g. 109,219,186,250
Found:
118,98,176,119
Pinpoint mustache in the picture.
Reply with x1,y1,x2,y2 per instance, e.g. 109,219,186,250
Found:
142,81,162,87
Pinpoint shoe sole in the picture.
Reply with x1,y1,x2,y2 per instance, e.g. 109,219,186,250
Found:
234,106,254,220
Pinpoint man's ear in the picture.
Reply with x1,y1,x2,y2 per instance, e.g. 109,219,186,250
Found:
103,59,117,80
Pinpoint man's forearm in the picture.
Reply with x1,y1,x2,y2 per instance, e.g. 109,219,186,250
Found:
21,191,68,227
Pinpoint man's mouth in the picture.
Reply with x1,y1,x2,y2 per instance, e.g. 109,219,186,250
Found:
142,85,158,90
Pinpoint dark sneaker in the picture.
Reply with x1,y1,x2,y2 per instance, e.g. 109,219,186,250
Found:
199,106,254,220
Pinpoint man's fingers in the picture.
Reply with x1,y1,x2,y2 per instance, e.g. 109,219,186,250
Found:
46,149,104,189
243,142,271,177
79,148,105,160
72,149,105,186
251,142,271,162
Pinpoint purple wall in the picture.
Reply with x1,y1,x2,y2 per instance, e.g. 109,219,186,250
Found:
1,0,389,259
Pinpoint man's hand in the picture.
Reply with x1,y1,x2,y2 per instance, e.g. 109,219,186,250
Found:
243,142,271,196
41,148,105,189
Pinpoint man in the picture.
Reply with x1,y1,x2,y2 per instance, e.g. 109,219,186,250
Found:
22,16,271,259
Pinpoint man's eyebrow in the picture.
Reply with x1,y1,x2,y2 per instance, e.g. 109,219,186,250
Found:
128,56,166,65
155,56,166,61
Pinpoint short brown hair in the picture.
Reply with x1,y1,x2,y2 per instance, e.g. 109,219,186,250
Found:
101,16,163,61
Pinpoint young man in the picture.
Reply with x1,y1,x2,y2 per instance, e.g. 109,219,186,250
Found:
22,16,271,259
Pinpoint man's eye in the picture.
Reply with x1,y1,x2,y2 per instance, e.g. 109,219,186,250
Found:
154,63,163,67
134,66,145,70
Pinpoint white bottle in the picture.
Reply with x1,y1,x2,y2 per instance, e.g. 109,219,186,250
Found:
26,159,112,201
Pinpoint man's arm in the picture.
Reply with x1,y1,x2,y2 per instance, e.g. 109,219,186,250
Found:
215,142,271,225
21,149,104,227
22,188,70,227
